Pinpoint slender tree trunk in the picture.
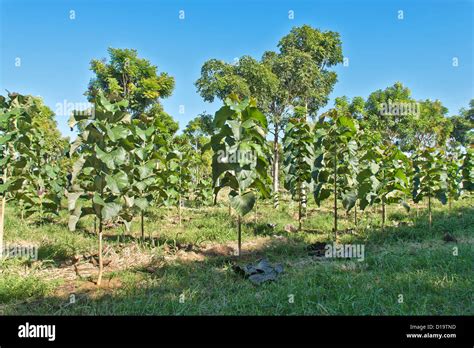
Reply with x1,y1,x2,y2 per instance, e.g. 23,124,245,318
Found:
178,195,182,226
302,184,307,219
333,150,338,239
428,194,432,229
297,180,303,231
298,198,302,231
254,196,258,225
354,204,357,226
94,216,97,234
141,211,144,241
97,218,103,286
237,215,242,257
0,171,6,259
382,198,386,231
39,196,43,225
381,168,386,231
272,123,280,209
228,202,232,217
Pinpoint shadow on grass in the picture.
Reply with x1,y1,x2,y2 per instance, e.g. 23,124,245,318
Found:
338,204,474,246
3,228,472,315
5,202,471,314
1,236,309,314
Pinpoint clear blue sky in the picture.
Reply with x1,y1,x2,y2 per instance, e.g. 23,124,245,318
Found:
1,0,472,138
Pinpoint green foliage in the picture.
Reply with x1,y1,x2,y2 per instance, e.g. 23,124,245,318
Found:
81,47,179,238
271,24,343,116
445,146,465,203
312,108,360,235
184,113,215,144
363,83,453,151
180,128,214,207
412,147,448,205
283,107,314,227
87,47,175,118
461,149,473,192
210,96,271,216
0,93,67,220
192,176,213,206
208,95,271,255
410,99,452,149
363,82,415,145
0,93,34,198
196,26,343,209
357,140,411,211
164,148,192,208
67,93,132,231
195,57,277,114
334,96,366,120
140,104,179,138
312,109,359,211
125,117,168,231
450,99,474,147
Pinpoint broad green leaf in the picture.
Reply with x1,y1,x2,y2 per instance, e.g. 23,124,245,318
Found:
229,190,256,216
101,201,122,220
107,125,130,141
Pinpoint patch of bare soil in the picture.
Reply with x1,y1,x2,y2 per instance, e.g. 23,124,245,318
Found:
6,235,291,303
3,244,158,283
163,236,288,262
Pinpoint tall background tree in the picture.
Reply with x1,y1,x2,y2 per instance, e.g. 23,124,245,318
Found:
450,99,474,148
86,48,175,118
85,47,178,140
196,25,343,208
409,99,452,150
364,82,455,152
364,82,417,148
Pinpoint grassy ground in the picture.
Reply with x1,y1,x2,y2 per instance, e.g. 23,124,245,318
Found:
0,195,473,315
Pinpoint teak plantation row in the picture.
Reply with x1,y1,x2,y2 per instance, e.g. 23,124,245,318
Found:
1,26,473,286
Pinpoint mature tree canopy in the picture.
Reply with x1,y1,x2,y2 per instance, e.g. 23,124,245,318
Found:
363,82,453,151
408,99,452,150
450,99,474,147
272,25,343,117
364,82,415,145
196,25,343,122
195,56,277,114
86,48,175,118
184,112,215,138
334,96,366,119
278,25,343,67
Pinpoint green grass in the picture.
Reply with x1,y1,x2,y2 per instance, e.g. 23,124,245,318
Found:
0,195,473,315
0,273,59,305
